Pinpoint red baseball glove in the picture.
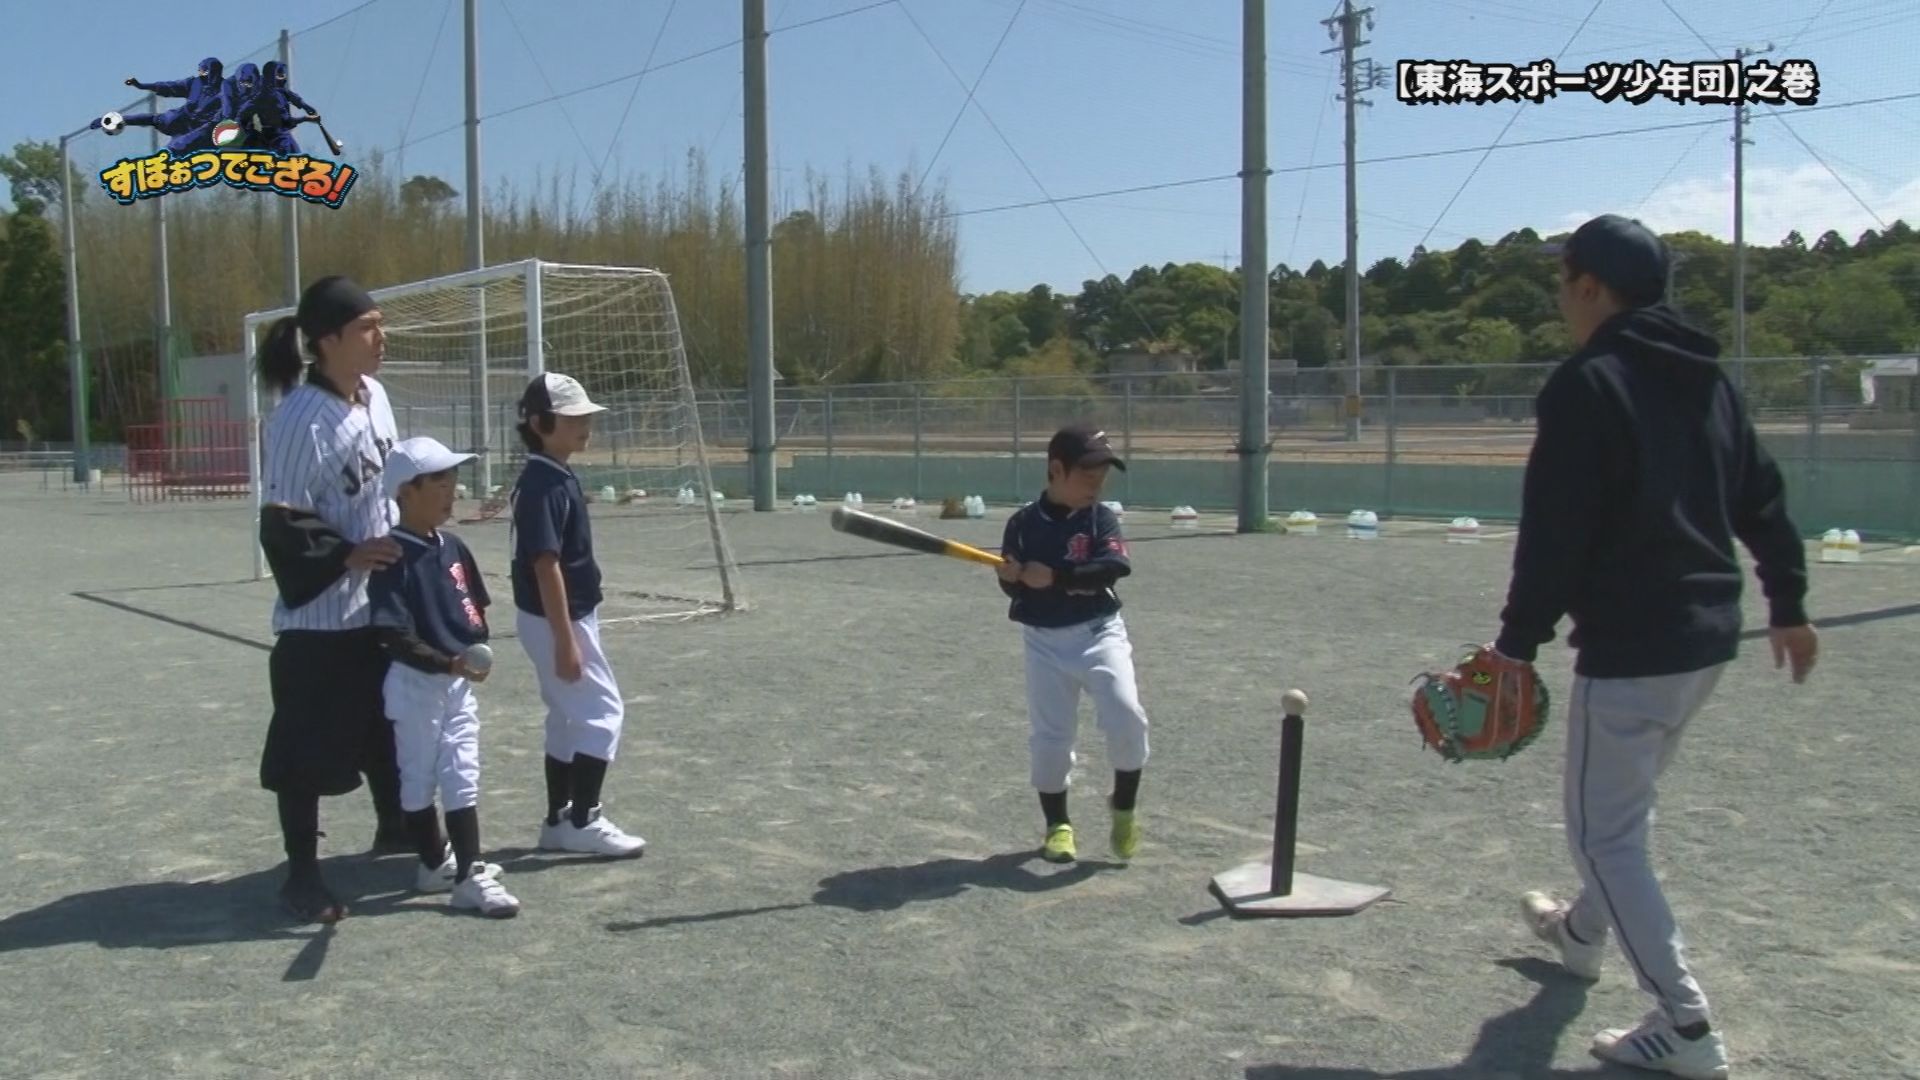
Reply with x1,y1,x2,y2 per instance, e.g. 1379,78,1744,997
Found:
1410,643,1549,762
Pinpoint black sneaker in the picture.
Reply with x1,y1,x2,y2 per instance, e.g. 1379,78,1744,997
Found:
280,872,348,924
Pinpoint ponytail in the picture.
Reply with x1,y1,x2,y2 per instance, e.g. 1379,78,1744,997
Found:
255,316,305,394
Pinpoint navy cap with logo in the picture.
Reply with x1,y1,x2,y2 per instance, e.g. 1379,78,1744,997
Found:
1047,423,1127,472
1542,213,1671,307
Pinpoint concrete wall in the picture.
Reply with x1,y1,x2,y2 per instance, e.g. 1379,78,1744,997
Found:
643,451,1919,541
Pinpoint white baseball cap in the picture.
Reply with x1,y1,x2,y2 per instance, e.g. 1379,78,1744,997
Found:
519,372,608,418
385,436,476,489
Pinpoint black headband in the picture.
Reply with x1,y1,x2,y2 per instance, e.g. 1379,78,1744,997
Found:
296,275,377,342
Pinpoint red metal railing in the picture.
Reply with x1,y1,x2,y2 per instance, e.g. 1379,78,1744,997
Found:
125,397,250,502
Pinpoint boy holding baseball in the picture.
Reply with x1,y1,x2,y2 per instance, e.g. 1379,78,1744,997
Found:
995,423,1151,863
510,373,648,858
368,436,519,918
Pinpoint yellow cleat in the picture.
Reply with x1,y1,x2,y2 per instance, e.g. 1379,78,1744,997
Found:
1041,823,1076,863
1109,808,1140,861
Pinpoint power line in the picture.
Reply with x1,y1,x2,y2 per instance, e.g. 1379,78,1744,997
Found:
368,0,893,162
938,91,1920,219
593,0,681,192
323,10,362,111
910,0,1027,197
1415,0,1605,250
1759,107,1887,230
1287,64,1340,266
897,0,1163,341
1659,0,1889,231
1030,0,1328,79
1781,0,1839,49
497,0,599,181
777,0,898,34
397,0,459,176
1631,124,1713,216
295,0,385,37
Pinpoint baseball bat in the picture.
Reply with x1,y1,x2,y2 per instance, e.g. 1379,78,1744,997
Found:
315,118,344,157
829,505,1002,566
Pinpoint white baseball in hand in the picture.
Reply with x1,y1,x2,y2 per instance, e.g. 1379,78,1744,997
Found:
462,643,493,675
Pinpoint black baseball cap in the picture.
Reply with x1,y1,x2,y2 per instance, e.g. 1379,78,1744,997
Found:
1542,213,1670,307
1047,423,1126,472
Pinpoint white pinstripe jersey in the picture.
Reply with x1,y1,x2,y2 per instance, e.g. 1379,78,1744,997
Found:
262,374,399,632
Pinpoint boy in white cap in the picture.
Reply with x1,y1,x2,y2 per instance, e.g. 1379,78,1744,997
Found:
510,373,647,858
368,436,520,918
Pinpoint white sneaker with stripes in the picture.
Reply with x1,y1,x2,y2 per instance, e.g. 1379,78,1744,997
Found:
1521,890,1606,979
1591,1010,1730,1079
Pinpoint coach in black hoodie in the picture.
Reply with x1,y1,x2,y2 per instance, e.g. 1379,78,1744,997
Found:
1492,214,1816,1080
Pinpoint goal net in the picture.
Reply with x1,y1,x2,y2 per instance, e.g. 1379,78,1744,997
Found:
245,259,746,623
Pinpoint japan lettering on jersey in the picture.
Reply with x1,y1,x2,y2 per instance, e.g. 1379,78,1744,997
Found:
262,376,399,631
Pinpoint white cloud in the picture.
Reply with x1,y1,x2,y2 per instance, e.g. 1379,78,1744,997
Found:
1557,163,1920,246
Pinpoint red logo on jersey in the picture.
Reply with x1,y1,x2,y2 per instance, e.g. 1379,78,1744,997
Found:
1106,536,1128,558
1066,533,1091,562
462,597,485,630
449,561,468,593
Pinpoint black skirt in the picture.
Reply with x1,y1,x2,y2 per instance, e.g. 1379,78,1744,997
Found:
260,629,396,796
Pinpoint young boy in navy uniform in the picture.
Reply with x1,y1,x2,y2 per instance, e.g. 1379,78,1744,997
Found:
510,373,647,858
995,423,1151,863
368,436,520,918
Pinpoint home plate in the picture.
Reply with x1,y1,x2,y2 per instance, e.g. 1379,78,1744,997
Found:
1209,862,1391,917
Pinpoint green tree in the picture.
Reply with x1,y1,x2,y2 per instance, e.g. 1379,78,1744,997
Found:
0,207,70,438
0,140,73,216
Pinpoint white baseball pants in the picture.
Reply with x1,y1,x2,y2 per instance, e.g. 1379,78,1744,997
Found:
1561,662,1727,1029
516,607,626,762
383,663,481,813
1023,614,1150,792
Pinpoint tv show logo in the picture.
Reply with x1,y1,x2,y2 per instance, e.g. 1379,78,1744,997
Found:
1396,57,1820,106
88,55,355,207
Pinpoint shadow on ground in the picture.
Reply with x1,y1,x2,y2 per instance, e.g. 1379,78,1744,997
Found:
605,849,1112,932
1245,958,1646,1079
0,853,442,981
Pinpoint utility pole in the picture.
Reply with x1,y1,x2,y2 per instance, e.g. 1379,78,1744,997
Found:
280,29,299,306
1323,1,1384,442
744,0,776,510
464,0,491,495
1236,0,1270,533
150,93,173,406
60,134,89,484
1731,41,1772,392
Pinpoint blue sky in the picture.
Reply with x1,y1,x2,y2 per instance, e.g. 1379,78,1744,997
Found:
4,0,1917,295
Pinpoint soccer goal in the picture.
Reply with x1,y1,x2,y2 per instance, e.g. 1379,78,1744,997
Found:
244,259,746,623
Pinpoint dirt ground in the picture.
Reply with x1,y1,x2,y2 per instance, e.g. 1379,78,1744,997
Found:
2,476,1916,1079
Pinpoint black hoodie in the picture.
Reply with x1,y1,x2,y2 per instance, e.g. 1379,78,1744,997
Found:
1493,303,1808,678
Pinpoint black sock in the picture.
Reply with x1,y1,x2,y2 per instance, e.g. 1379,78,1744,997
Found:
444,807,481,882
277,791,321,875
1111,769,1142,812
1039,790,1069,828
1674,1020,1711,1040
569,755,610,828
544,755,573,825
404,807,445,870
365,764,404,832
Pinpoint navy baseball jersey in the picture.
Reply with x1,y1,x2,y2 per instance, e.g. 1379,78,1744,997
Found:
509,453,603,620
368,526,491,674
999,495,1132,627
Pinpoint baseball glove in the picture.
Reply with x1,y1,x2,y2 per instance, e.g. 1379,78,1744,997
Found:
1410,643,1549,762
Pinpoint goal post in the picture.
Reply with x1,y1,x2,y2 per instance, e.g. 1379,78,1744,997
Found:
245,258,746,623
